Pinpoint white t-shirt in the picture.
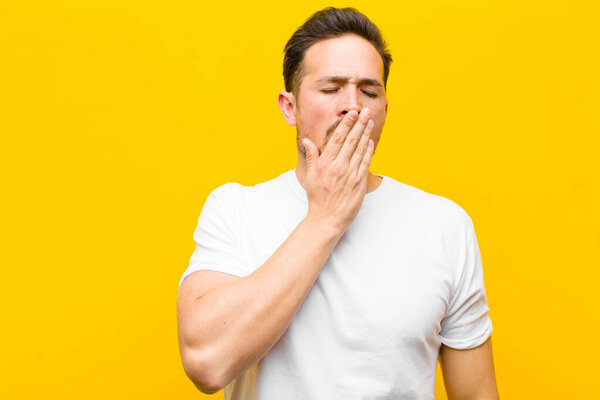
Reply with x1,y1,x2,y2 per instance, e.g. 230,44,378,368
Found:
179,168,493,400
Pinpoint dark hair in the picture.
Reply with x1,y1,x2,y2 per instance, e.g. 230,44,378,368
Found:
283,7,392,97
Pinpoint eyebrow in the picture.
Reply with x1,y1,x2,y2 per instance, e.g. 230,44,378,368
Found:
315,75,383,88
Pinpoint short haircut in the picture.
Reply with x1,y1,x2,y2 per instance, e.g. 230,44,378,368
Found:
283,7,393,98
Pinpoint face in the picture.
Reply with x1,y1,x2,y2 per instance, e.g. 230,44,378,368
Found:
287,34,388,158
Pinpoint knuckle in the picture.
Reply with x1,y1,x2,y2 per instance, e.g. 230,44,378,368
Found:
333,163,346,178
333,134,345,145
358,141,367,153
354,147,365,159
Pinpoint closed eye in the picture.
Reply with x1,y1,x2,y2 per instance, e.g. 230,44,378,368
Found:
320,88,378,98
362,90,378,98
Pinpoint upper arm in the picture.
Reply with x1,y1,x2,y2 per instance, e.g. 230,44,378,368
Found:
439,336,499,400
177,270,240,344
179,269,240,300
176,270,240,390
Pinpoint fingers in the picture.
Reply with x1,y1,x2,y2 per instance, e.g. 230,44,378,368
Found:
302,138,317,168
358,138,375,179
320,110,360,161
315,107,374,183
349,119,374,177
335,108,371,164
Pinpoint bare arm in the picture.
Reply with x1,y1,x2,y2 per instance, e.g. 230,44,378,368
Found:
177,108,376,393
439,336,499,400
177,216,342,393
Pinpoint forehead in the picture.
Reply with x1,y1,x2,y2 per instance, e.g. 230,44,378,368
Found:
301,34,384,84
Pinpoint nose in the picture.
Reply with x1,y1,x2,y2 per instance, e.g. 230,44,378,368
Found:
338,87,362,117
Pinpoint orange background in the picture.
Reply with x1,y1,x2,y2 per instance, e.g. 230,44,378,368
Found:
1,1,598,398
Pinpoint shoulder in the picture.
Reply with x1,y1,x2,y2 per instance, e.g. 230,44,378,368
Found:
203,182,246,213
381,176,475,236
206,169,292,205
209,181,246,199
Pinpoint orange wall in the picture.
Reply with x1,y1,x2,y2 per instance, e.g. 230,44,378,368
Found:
1,1,598,398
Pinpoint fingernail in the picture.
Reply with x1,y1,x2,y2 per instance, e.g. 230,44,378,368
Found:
362,108,370,118
349,111,358,120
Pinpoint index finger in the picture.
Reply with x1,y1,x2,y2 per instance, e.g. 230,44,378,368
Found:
320,110,359,160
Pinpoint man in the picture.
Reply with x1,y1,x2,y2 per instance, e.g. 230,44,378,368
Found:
177,7,499,400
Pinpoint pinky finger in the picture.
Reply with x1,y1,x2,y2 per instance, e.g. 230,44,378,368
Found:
358,139,374,178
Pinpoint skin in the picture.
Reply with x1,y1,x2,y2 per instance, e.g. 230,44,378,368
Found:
440,336,500,400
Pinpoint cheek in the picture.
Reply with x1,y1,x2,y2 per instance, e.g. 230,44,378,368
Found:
298,104,330,136
368,108,385,135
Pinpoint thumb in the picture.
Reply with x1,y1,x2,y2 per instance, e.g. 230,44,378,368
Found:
302,138,318,167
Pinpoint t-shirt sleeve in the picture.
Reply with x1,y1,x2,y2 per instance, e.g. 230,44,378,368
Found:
178,184,249,292
439,226,493,349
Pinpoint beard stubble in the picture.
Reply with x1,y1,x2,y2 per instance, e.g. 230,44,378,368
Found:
296,117,344,159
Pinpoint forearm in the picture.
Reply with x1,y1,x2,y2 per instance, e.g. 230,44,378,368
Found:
182,215,342,391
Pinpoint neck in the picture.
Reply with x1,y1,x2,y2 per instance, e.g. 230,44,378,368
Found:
295,155,382,194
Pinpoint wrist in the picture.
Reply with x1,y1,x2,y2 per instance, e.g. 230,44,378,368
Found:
302,212,346,242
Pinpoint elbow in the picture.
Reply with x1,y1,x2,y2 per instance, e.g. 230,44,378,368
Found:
181,348,226,394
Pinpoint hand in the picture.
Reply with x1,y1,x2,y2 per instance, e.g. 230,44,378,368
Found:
302,108,375,233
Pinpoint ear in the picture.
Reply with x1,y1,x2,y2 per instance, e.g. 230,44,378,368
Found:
278,90,297,126
383,99,388,124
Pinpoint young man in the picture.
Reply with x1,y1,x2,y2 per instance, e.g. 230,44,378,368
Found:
177,7,499,400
